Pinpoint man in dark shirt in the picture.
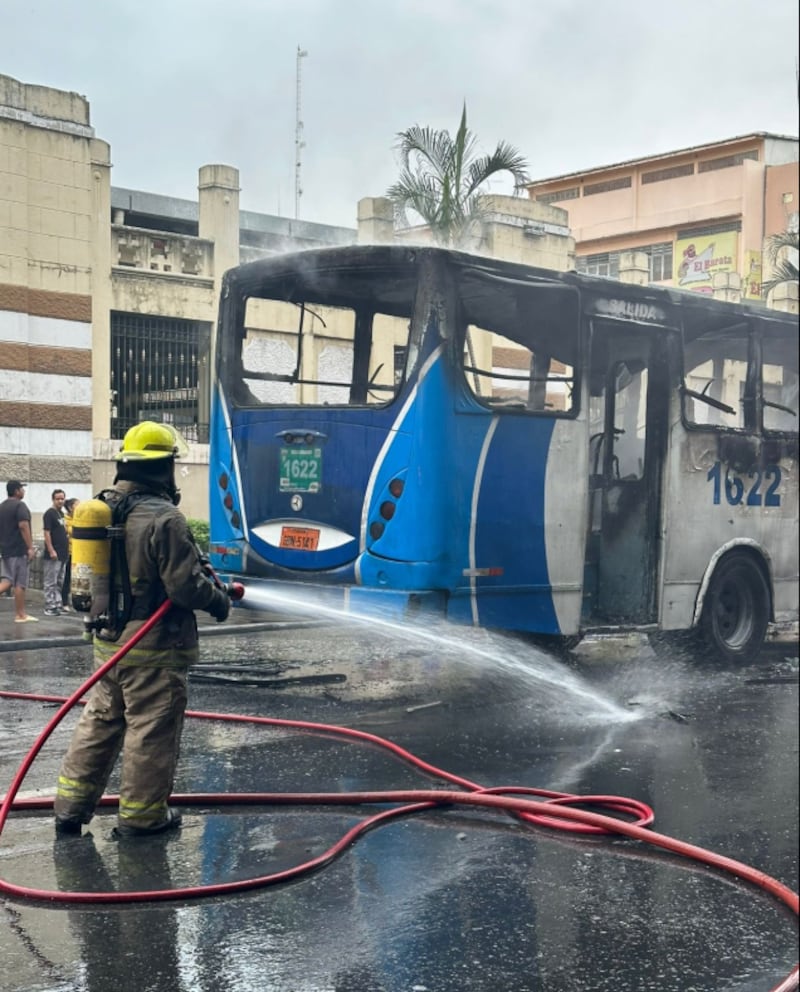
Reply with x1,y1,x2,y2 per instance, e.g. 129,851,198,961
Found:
43,489,69,616
0,480,38,623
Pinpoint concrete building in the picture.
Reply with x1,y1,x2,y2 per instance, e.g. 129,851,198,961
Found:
525,133,799,306
0,73,353,524
0,74,101,521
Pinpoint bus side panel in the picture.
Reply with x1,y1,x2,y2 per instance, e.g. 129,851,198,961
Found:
446,414,563,634
358,349,487,591
543,418,590,636
209,386,246,564
659,420,799,629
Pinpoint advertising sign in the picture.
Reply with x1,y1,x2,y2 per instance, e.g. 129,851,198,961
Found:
743,250,763,300
674,231,738,295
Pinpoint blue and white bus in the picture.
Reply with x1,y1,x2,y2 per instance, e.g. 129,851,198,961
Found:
209,245,798,661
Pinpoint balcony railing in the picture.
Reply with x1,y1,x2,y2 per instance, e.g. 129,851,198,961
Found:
111,225,214,279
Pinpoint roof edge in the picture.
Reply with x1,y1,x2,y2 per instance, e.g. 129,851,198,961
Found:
527,132,799,188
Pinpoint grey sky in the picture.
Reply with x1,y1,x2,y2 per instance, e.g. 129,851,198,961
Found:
2,0,798,229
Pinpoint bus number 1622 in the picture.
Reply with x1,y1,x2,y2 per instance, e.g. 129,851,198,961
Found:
707,461,782,507
280,448,322,493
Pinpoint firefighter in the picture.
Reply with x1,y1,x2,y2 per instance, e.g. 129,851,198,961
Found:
54,421,231,838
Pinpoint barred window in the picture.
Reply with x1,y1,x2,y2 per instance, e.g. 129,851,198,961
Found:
535,187,580,205
698,150,759,173
646,243,674,282
576,252,621,279
677,221,742,239
583,176,632,196
641,163,694,184
110,312,212,443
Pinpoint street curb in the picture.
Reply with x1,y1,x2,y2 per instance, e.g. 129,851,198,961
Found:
0,619,325,654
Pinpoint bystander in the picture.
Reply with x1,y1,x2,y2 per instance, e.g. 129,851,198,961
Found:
43,489,68,616
0,480,38,623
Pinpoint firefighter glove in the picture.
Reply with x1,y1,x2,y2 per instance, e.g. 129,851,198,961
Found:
208,587,230,623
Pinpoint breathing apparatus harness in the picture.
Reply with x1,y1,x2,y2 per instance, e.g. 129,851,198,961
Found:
70,488,166,641
69,419,201,641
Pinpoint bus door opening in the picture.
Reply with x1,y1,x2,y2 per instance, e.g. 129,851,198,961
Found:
584,328,663,626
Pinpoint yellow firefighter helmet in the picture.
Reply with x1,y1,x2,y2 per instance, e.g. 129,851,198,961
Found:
114,421,189,461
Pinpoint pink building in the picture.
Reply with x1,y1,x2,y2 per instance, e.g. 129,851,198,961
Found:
526,133,798,300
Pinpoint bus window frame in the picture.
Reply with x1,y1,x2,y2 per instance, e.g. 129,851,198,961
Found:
680,314,799,440
228,291,412,411
758,316,800,438
453,272,582,419
679,318,758,436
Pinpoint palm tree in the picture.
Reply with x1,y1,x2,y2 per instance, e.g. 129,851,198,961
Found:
386,104,530,248
762,228,799,297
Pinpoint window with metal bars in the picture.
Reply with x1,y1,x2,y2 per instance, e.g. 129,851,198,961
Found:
576,252,621,279
677,220,741,239
536,187,580,205
110,312,211,443
641,163,694,184
583,176,632,196
698,150,758,173
646,242,674,282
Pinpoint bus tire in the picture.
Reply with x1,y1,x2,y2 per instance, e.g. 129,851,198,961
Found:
699,552,770,664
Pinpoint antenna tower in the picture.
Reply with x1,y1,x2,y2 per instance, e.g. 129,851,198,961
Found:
295,46,308,220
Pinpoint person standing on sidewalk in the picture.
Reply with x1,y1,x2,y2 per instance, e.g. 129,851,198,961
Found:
0,480,39,624
42,489,68,616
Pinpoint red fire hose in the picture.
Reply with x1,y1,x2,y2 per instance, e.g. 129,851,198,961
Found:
0,594,796,992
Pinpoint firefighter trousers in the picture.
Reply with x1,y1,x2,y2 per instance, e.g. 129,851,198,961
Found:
54,662,188,830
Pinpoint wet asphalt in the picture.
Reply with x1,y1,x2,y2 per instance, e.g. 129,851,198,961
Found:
0,590,798,992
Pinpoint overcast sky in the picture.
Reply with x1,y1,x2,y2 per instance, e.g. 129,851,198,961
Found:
2,0,798,229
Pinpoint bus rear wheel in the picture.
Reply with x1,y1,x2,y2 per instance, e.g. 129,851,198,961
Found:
699,552,770,664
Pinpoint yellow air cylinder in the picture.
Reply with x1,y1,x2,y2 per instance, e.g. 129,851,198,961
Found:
70,498,112,617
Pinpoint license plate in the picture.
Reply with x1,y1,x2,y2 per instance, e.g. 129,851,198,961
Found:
280,447,322,492
279,526,320,551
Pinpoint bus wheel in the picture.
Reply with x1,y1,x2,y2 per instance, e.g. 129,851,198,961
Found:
700,552,770,664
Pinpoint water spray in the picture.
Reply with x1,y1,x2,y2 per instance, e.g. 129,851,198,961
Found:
231,582,636,723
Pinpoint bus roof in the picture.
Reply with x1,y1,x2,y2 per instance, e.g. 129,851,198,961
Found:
223,244,797,340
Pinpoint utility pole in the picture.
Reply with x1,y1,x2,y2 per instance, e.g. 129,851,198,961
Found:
295,46,308,220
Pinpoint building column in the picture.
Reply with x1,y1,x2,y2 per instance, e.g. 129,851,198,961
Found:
618,251,649,286
767,282,799,314
199,164,240,287
90,139,112,446
357,197,394,244
711,271,742,304
198,164,240,442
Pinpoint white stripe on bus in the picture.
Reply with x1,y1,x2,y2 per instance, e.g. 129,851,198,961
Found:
357,344,446,574
468,415,500,626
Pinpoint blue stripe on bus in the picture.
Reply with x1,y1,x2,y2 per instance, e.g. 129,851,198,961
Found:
466,415,560,633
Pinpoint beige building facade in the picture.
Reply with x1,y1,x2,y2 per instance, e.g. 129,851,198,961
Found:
0,75,107,519
0,74,354,525
526,133,798,306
